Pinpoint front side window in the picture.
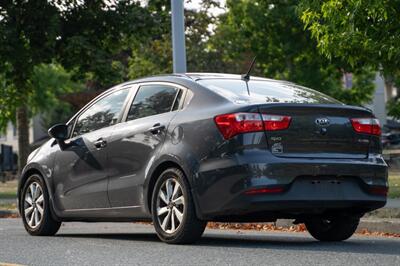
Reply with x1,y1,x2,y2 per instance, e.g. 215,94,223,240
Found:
127,85,179,121
73,88,129,137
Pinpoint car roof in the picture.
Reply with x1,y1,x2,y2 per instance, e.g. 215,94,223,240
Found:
184,72,276,82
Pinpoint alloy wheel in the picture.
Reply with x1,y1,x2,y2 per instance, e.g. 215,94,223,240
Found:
24,182,44,229
156,178,185,234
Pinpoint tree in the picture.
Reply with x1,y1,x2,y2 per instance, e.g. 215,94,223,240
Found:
0,1,154,171
0,1,61,171
207,0,375,104
128,0,226,79
299,0,400,113
56,0,154,90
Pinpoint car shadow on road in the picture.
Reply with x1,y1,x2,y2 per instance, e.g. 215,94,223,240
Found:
56,231,400,256
198,233,400,256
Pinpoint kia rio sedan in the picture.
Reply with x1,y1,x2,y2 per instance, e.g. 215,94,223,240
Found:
18,73,387,244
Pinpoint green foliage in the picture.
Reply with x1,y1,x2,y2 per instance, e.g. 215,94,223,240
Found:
0,63,81,131
299,0,400,77
28,64,82,115
209,0,374,105
127,0,225,79
57,1,154,89
331,68,376,105
387,98,400,120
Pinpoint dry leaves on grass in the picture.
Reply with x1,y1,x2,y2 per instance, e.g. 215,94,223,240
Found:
0,213,19,219
358,228,400,238
207,222,306,233
207,222,400,238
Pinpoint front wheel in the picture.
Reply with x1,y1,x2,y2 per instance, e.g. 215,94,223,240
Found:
151,168,206,244
305,216,360,241
21,174,61,236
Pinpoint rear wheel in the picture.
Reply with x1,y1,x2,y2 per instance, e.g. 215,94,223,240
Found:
305,216,359,241
21,174,61,236
151,168,206,244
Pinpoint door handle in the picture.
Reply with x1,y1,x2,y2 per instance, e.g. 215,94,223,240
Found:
148,123,165,135
94,138,107,149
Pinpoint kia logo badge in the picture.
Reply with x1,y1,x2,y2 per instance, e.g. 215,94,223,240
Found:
315,118,330,126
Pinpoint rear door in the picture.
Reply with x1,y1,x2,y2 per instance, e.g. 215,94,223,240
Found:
259,104,372,159
107,83,184,207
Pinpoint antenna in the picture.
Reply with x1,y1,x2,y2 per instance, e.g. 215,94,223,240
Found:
241,56,256,82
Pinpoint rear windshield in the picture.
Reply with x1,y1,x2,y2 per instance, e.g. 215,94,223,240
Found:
197,79,341,104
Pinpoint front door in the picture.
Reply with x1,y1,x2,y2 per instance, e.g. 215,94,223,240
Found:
52,88,130,211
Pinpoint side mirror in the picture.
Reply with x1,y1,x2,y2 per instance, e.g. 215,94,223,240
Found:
48,124,69,141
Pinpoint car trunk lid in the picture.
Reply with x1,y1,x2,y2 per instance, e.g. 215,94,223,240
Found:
258,104,373,159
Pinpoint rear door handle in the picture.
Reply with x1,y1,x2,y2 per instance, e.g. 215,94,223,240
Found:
148,123,165,134
94,138,107,149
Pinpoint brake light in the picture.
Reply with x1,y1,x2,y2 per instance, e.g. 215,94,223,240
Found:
262,114,292,131
214,113,263,140
214,112,291,139
350,118,381,136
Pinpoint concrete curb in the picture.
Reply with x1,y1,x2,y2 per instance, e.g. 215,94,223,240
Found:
357,218,400,234
276,218,400,235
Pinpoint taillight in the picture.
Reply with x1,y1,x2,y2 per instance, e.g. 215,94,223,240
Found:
261,114,292,131
350,118,381,136
214,112,291,140
214,113,263,140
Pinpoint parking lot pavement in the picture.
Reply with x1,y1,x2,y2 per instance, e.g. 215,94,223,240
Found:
0,218,399,266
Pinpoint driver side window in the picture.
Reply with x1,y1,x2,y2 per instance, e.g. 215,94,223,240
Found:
72,88,129,137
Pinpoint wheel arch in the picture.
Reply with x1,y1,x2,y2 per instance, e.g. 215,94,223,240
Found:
18,165,60,221
145,159,203,221
145,161,185,214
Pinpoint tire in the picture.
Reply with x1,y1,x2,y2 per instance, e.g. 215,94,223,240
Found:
305,216,360,242
151,168,207,244
21,174,61,236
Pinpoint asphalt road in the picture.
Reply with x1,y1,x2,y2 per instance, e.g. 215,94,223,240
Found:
0,219,399,266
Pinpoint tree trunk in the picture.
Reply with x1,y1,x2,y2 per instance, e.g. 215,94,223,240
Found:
16,106,30,174
384,75,395,101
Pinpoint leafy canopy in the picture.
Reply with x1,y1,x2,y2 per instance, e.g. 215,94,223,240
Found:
299,0,400,76
209,0,374,105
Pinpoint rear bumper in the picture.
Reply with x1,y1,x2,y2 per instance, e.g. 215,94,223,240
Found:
192,150,387,221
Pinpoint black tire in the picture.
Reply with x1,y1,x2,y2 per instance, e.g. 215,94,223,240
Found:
151,168,207,244
305,216,360,241
21,174,61,236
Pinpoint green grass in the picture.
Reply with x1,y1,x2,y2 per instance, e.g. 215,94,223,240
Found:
0,179,17,199
0,202,17,210
389,173,400,198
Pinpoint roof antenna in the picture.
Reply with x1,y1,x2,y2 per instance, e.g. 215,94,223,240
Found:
241,56,256,96
241,56,256,82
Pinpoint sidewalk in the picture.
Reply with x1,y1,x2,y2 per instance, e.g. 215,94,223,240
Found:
385,198,400,208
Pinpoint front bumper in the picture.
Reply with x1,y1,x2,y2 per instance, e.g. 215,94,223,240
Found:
192,150,387,221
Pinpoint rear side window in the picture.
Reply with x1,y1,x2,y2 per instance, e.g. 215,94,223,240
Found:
198,79,341,104
127,85,179,121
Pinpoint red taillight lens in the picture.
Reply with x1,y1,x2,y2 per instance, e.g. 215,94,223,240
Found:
214,113,263,140
261,114,292,131
214,113,291,139
350,118,381,136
